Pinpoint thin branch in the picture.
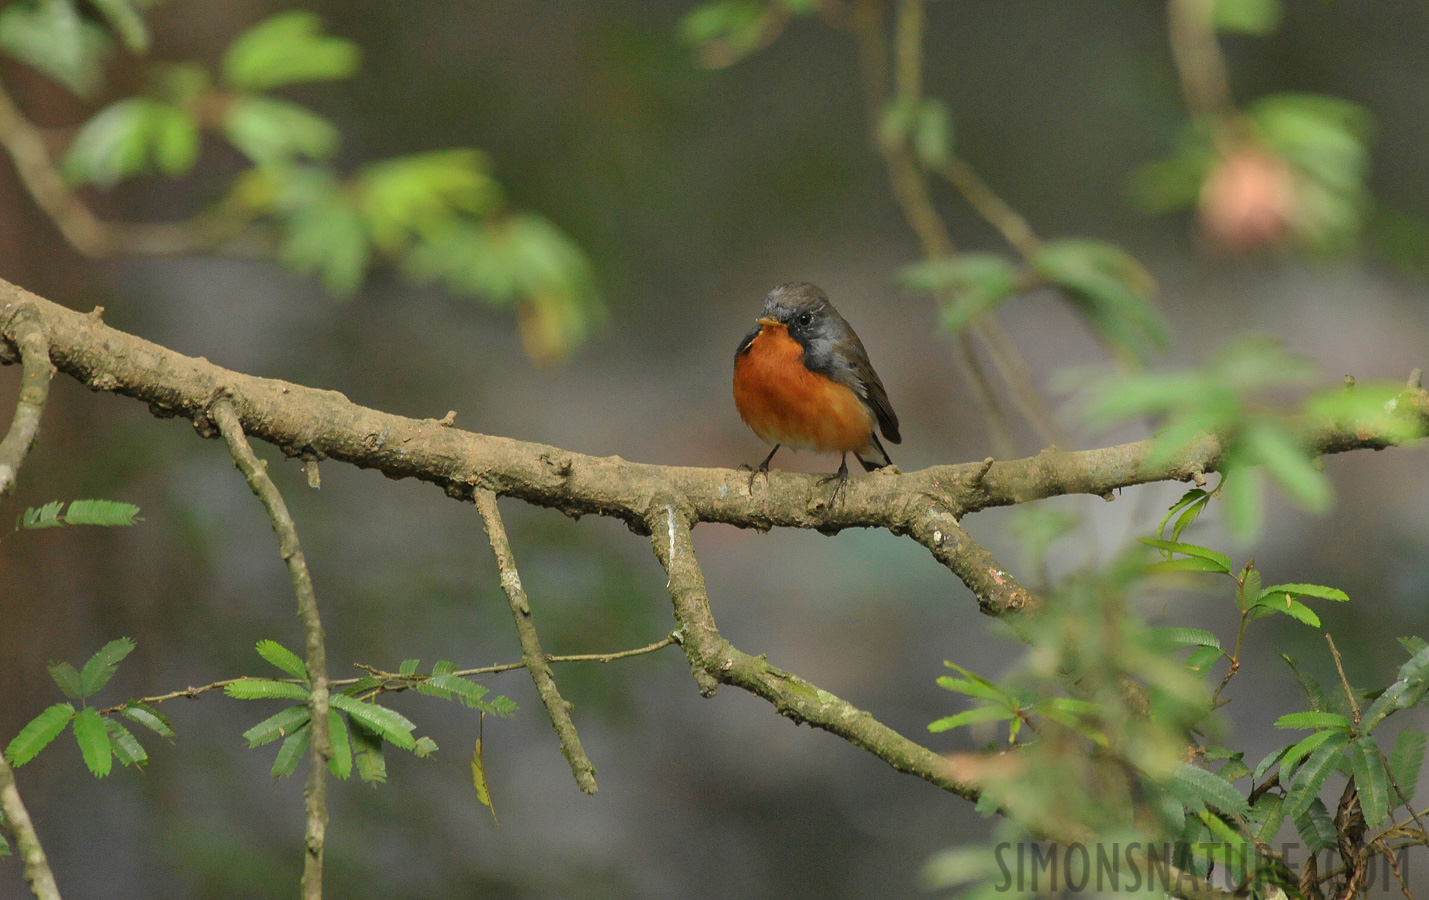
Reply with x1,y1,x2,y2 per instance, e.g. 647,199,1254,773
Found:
210,398,330,900
650,502,980,798
935,158,1041,259
1325,633,1361,726
98,635,680,714
852,0,1061,452
0,305,53,502
0,754,63,900
474,489,598,794
1166,0,1234,126
0,79,251,258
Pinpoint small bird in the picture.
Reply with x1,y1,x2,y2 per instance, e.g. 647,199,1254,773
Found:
733,282,900,501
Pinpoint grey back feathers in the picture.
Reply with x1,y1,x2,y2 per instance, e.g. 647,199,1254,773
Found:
760,283,901,445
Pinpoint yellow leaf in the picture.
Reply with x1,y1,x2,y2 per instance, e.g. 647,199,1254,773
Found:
470,721,498,826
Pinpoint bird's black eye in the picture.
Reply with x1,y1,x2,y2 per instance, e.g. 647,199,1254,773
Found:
796,312,813,328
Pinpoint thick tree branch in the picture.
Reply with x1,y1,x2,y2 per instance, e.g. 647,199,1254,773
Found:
650,503,979,799
2,281,1423,617
210,399,330,900
0,305,52,501
474,489,598,794
0,755,63,900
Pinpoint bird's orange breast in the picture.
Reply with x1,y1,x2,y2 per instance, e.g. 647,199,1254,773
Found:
733,323,875,455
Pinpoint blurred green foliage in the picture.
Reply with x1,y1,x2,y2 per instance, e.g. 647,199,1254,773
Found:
6,5,604,361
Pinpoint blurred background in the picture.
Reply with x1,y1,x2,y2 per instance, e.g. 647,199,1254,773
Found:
2,1,1429,898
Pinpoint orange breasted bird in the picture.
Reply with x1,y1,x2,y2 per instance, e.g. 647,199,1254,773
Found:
733,282,900,500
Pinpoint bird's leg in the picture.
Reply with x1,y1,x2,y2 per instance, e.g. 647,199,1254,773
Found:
817,453,851,507
739,444,781,493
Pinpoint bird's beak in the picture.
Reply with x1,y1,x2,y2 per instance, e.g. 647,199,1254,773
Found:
756,317,781,328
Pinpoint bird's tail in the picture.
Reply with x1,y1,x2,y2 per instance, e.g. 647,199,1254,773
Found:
855,433,894,472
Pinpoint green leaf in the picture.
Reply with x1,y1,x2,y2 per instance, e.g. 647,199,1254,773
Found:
1146,557,1230,575
222,11,359,91
1169,762,1250,815
351,719,386,784
224,679,310,702
1252,744,1289,782
679,0,764,62
1214,0,1280,34
1282,653,1329,713
1032,239,1166,361
241,705,310,748
4,703,75,766
1274,600,1321,628
1279,728,1343,778
278,187,369,297
1222,465,1264,539
1347,735,1391,828
938,662,1012,703
425,673,490,709
103,717,146,768
1145,627,1221,650
404,213,602,360
328,695,416,750
270,721,310,778
397,659,419,677
72,707,112,777
1399,636,1429,658
1259,583,1349,604
357,149,501,252
1275,711,1351,731
413,735,438,758
1243,423,1333,512
1292,797,1338,854
1136,538,1231,573
1218,756,1251,783
326,709,352,779
1389,729,1425,805
912,98,953,168
255,639,309,683
119,703,173,738
1157,488,1209,540
928,705,1016,733
223,96,340,167
1287,732,1350,817
0,0,111,97
1249,792,1286,844
341,677,381,696
62,500,142,527
922,847,1004,891
47,661,83,699
488,695,518,717
18,500,65,530
1236,567,1263,612
78,637,136,696
63,99,198,188
1185,646,1223,674
89,0,149,52
903,254,1019,335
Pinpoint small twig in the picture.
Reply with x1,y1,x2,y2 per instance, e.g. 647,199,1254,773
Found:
1211,605,1251,706
936,158,1041,258
1325,633,1361,726
0,306,53,502
1166,0,1234,125
0,754,63,900
474,489,598,794
96,636,682,715
211,398,330,900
